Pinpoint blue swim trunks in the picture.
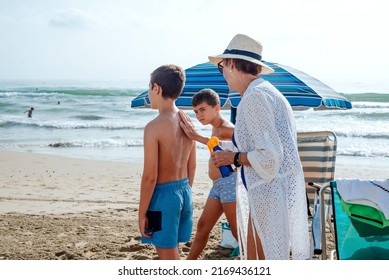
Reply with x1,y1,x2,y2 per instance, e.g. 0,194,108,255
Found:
141,178,193,248
209,172,237,203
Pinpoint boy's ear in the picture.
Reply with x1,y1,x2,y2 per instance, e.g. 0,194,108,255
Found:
154,83,162,95
215,103,221,112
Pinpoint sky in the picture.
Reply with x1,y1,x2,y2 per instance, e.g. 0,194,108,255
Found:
1,0,388,93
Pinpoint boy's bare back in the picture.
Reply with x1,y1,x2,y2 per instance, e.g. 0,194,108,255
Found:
146,110,195,184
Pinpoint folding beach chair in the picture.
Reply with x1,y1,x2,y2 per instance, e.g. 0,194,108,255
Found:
319,179,389,260
297,131,337,211
297,131,337,256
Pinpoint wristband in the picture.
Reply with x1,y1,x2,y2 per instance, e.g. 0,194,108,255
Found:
233,152,242,168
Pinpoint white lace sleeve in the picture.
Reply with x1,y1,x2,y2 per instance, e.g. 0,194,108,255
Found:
220,140,237,152
242,88,283,183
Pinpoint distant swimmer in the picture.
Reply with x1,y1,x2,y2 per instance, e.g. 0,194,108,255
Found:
24,107,34,118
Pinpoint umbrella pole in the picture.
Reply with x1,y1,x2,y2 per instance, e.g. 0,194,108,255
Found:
230,107,237,124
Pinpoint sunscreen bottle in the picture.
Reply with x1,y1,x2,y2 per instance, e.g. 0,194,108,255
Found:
207,136,234,178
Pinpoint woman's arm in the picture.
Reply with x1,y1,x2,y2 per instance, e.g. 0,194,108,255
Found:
241,88,284,183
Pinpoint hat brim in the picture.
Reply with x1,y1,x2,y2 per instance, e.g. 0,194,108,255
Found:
208,54,274,75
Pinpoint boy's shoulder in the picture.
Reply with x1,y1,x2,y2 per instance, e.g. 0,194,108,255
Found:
145,112,176,132
146,114,164,129
218,117,234,129
212,118,234,140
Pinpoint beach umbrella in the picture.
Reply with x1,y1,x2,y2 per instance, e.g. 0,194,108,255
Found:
131,61,352,112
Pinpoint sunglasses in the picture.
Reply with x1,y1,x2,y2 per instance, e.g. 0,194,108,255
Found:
217,61,224,74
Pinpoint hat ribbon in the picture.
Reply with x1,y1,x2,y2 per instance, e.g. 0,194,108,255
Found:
223,49,262,61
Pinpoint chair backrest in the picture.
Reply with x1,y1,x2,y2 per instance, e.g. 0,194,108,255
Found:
331,180,389,260
297,131,337,206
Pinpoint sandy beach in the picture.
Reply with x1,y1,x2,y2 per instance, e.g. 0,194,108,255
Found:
0,151,387,260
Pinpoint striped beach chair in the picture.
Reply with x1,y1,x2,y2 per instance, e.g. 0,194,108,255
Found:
297,131,337,211
297,131,337,256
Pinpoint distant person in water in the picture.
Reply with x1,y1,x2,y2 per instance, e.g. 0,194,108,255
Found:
24,107,34,118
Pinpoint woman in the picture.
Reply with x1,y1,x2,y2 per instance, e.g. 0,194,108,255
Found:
179,34,310,260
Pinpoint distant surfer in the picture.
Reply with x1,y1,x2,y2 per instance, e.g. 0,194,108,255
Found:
24,107,34,118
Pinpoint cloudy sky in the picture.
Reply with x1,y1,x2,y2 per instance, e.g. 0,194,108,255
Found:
0,0,388,92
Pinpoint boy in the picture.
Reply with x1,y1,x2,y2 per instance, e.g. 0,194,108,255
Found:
179,89,237,260
138,64,196,260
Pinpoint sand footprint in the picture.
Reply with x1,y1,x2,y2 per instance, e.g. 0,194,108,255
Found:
119,244,144,252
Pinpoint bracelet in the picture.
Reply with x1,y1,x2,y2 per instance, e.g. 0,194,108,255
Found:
233,152,242,168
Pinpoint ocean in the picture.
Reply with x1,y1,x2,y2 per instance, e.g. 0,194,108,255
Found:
1,79,389,170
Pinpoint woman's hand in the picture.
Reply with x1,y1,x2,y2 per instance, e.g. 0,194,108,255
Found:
211,150,235,167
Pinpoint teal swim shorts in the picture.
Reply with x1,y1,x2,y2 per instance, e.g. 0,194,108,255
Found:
141,178,193,248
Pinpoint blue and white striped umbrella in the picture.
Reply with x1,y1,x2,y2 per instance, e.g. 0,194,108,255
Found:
131,61,352,111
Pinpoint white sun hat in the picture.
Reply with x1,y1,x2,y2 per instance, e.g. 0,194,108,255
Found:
208,34,274,75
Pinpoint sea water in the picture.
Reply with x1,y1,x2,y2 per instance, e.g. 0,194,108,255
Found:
1,79,388,169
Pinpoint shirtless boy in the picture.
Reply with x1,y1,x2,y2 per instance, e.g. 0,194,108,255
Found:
179,89,237,259
138,64,196,260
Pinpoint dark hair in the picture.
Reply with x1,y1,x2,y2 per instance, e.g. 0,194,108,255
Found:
150,64,185,99
192,88,220,107
224,58,262,76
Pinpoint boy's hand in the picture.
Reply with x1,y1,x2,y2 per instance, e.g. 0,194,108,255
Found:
178,110,197,139
139,215,152,238
179,110,208,144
